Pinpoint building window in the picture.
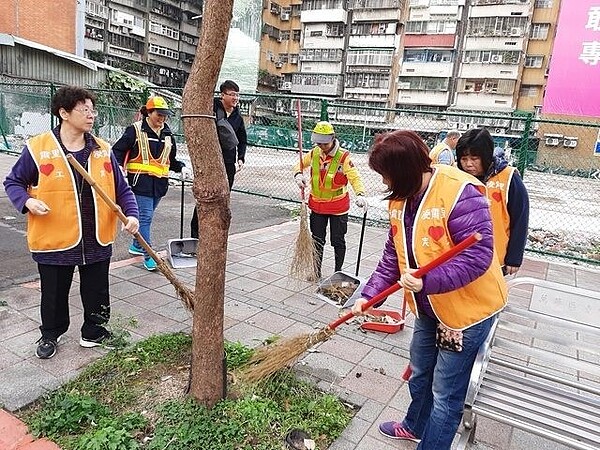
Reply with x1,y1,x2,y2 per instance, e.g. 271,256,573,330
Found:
468,16,528,37
345,72,390,89
148,44,179,60
302,0,345,11
463,50,520,64
404,49,453,63
86,1,108,17
149,22,180,40
406,20,456,34
348,49,394,66
459,78,515,94
351,22,395,36
519,85,539,97
292,30,301,41
534,0,552,7
398,77,449,91
530,23,550,40
525,55,544,68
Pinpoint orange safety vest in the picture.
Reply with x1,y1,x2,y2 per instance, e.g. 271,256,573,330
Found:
388,165,507,330
486,167,515,265
125,121,171,177
26,132,118,252
429,142,456,166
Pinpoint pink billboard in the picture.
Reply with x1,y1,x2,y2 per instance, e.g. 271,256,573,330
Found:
543,3,600,117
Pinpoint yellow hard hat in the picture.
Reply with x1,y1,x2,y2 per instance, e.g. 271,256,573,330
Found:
312,121,335,144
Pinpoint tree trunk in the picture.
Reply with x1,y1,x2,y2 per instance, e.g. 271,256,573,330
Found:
182,0,233,407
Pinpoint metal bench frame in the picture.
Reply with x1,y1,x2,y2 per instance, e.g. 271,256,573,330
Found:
457,277,600,450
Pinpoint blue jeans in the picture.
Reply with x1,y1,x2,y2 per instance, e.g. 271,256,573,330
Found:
402,313,494,450
133,194,161,259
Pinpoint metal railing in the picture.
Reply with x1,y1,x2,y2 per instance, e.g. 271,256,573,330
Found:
1,81,599,265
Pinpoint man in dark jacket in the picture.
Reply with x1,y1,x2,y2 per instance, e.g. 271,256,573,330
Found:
190,80,247,239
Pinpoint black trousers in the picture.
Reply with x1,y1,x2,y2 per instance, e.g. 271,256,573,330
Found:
309,212,348,276
38,259,111,340
190,162,236,239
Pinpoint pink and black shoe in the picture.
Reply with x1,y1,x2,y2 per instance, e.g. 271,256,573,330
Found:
379,421,421,442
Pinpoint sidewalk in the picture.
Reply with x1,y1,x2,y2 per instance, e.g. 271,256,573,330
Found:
1,219,599,449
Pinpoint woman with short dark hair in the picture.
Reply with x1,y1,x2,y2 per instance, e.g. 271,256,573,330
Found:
456,128,529,275
352,130,507,450
4,85,139,359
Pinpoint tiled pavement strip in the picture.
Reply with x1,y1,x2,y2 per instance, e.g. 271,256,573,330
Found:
1,153,599,449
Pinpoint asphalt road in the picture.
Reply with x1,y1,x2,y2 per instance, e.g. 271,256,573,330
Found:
0,184,293,288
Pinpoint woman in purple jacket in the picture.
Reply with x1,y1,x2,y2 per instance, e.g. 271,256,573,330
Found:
3,86,139,360
352,130,506,450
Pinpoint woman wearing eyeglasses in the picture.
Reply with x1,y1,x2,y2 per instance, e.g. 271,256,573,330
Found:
112,95,186,271
3,85,140,359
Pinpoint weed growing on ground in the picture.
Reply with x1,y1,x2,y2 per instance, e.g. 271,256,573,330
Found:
21,333,353,449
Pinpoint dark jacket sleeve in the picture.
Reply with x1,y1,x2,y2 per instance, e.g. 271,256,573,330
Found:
3,146,38,214
111,125,137,166
236,116,247,163
505,172,529,267
167,132,184,173
422,184,495,294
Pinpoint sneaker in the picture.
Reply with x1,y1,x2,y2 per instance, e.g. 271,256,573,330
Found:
80,331,114,349
143,257,157,271
35,335,61,359
128,243,144,256
379,421,421,442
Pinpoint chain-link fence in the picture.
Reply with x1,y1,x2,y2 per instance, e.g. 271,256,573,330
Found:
2,82,599,265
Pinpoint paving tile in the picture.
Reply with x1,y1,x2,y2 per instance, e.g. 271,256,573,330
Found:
338,365,400,404
298,352,356,382
223,299,263,321
470,416,513,450
315,334,373,364
248,309,297,334
0,360,62,411
0,285,40,312
0,408,32,450
224,321,273,348
508,429,573,450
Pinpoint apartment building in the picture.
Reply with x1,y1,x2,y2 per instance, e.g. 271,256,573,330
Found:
84,0,203,87
259,0,302,91
1,0,203,88
517,0,560,113
258,0,561,120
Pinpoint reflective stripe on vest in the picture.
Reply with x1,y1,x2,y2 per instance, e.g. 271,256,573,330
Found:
388,165,507,330
311,148,346,200
125,121,171,177
26,132,118,252
486,167,514,265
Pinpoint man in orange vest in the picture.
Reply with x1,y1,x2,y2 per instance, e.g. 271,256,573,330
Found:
293,121,366,279
429,130,460,166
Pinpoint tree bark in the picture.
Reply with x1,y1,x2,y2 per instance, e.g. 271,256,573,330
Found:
182,0,233,407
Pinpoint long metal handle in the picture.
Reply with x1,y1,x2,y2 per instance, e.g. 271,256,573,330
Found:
327,232,482,330
66,154,162,263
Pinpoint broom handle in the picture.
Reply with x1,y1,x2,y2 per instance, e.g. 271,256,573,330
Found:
327,232,482,330
296,99,305,201
66,154,161,263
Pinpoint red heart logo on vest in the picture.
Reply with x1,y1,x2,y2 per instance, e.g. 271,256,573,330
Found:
391,224,398,237
428,226,444,241
104,162,112,173
39,164,54,176
491,192,502,202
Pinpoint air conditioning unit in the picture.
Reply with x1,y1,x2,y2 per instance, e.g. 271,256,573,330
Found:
281,12,290,20
545,137,560,146
494,128,503,134
281,82,292,90
510,27,521,36
448,122,459,129
275,62,283,68
121,26,130,35
458,123,469,131
277,37,283,42
491,55,503,63
563,137,578,148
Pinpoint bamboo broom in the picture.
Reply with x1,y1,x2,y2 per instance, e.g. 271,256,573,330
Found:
66,154,195,311
241,233,481,383
289,99,318,281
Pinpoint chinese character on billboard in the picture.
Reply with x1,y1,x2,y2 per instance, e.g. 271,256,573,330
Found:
543,3,600,117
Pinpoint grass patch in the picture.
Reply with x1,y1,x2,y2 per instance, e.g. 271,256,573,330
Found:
19,333,353,449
